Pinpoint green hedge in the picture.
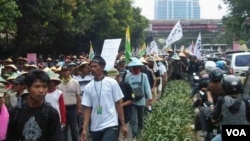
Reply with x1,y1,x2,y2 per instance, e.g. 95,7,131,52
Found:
141,80,195,141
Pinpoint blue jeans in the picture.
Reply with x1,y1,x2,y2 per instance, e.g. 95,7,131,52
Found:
130,105,144,137
63,105,80,141
91,126,118,141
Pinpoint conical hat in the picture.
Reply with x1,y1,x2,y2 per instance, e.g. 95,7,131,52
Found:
0,76,8,84
6,73,19,81
171,54,180,60
18,57,28,62
3,58,13,63
179,52,186,57
139,57,148,64
25,64,38,69
107,68,119,77
127,57,144,67
43,67,61,85
78,61,89,68
5,64,17,71
154,55,163,61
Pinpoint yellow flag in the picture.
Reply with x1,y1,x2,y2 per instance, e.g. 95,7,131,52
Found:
125,27,131,64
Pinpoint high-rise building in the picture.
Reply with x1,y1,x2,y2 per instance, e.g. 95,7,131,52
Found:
154,0,200,20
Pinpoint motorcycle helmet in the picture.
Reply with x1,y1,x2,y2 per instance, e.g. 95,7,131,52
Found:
199,74,210,89
209,67,224,82
205,61,216,73
221,75,242,94
216,60,226,70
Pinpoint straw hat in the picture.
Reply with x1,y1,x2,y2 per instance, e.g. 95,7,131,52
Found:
25,64,39,70
171,54,180,60
50,66,57,72
146,56,155,62
6,73,19,82
179,52,186,57
18,57,28,62
154,55,163,61
78,61,89,69
3,58,13,64
46,57,52,61
5,64,18,72
107,68,119,78
139,57,148,64
167,48,173,53
0,76,8,84
72,55,77,59
43,67,62,85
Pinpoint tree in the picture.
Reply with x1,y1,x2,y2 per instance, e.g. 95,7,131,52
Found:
0,0,21,50
13,0,148,57
222,0,250,43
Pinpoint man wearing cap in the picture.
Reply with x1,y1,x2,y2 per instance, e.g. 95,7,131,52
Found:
107,68,134,141
1,64,17,80
81,55,127,141
58,65,81,141
0,83,9,141
125,57,153,140
44,68,66,132
5,75,28,112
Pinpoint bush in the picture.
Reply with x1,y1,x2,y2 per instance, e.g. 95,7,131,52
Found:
141,80,195,141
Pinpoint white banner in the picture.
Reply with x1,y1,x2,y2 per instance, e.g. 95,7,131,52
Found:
101,39,121,71
146,40,159,55
194,32,202,60
165,21,183,49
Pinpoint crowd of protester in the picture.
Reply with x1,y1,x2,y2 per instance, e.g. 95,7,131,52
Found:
0,48,249,141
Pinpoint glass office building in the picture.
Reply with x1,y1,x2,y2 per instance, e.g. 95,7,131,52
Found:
154,0,200,20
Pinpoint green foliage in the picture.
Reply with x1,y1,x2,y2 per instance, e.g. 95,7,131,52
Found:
0,0,21,32
222,0,250,42
10,0,148,56
141,80,194,141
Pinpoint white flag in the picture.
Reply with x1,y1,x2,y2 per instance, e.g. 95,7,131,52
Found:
188,41,195,54
194,32,202,60
165,21,183,49
146,40,159,55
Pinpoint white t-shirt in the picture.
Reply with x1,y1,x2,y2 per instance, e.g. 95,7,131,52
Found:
158,62,167,76
45,89,62,121
82,77,124,131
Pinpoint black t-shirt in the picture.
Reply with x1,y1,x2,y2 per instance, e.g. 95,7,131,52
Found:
6,102,62,141
143,69,154,88
119,81,133,123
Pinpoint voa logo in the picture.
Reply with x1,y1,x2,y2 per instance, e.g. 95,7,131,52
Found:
226,129,247,136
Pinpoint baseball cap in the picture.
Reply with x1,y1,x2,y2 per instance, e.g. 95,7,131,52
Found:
12,75,25,84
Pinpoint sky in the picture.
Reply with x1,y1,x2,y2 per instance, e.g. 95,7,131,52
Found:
133,0,229,20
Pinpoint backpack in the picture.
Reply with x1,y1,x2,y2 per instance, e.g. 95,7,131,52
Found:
242,97,250,121
221,96,249,125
